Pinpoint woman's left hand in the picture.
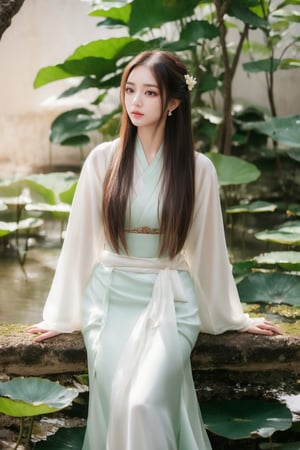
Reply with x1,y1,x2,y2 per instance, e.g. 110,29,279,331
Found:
246,319,283,336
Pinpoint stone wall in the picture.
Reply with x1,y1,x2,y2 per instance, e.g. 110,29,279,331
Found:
1,326,299,400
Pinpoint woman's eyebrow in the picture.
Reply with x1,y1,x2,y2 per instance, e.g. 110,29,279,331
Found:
125,81,159,88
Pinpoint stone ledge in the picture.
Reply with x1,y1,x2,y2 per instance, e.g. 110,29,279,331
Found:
1,327,299,378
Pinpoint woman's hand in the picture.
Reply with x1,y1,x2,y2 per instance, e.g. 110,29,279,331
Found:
26,326,61,342
246,319,283,336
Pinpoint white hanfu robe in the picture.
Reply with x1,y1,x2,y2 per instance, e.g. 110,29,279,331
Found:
37,137,256,450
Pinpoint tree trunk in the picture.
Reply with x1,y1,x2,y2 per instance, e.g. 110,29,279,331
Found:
0,0,26,40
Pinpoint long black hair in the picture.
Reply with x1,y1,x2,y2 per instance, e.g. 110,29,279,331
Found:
103,50,195,258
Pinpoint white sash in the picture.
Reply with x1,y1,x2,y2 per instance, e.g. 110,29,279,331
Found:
101,251,190,449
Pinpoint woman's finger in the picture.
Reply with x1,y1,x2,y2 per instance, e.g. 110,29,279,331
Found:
34,330,61,342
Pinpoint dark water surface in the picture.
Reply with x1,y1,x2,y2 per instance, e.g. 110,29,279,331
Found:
0,222,61,324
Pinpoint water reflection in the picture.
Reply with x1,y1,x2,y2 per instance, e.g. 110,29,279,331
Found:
0,224,60,324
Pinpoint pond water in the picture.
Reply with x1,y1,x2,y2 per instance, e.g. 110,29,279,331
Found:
0,221,60,324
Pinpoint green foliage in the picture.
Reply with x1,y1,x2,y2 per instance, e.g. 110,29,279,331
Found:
253,251,300,271
0,377,78,417
226,200,277,214
0,378,79,449
242,115,300,148
237,272,300,306
202,399,292,440
205,153,261,186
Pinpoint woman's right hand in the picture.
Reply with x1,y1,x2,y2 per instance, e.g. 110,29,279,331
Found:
26,326,61,342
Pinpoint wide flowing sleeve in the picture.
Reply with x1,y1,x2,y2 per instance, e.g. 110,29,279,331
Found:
36,141,115,333
184,153,252,335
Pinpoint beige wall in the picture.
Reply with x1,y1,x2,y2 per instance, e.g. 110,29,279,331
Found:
0,0,299,177
0,0,103,176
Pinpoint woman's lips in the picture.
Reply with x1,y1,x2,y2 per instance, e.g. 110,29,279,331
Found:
131,111,144,118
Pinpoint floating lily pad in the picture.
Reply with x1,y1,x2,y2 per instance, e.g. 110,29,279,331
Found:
226,200,277,214
0,217,44,237
0,377,78,417
277,220,300,234
25,202,71,220
237,272,300,306
253,251,300,271
202,399,292,440
255,230,300,245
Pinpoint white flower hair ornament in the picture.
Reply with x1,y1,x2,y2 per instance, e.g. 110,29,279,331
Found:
184,74,197,91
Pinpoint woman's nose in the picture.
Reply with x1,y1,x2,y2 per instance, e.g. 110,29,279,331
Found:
132,92,142,106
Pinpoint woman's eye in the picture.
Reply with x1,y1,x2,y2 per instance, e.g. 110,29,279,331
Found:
125,87,134,94
146,90,157,97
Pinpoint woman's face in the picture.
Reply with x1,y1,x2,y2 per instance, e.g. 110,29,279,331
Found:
124,65,166,130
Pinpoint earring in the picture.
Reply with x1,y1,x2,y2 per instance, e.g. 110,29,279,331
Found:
168,110,172,117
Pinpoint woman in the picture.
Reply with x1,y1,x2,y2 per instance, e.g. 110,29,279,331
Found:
28,50,281,450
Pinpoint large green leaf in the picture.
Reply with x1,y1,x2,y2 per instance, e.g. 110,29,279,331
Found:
253,251,300,271
34,427,85,450
228,1,269,29
0,378,78,417
128,0,199,35
34,37,160,88
202,399,292,439
180,20,219,42
49,108,103,146
205,153,261,186
243,58,281,73
242,115,300,148
89,3,132,25
237,272,300,306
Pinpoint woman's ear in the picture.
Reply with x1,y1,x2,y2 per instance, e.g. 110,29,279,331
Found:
168,98,180,115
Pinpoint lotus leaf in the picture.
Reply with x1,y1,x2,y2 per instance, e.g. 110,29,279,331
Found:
277,220,300,234
205,153,260,186
25,202,71,220
253,251,300,271
241,115,300,148
226,200,277,214
237,272,300,306
255,230,300,245
59,181,78,205
23,173,78,204
201,399,292,440
0,218,43,237
0,377,78,417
